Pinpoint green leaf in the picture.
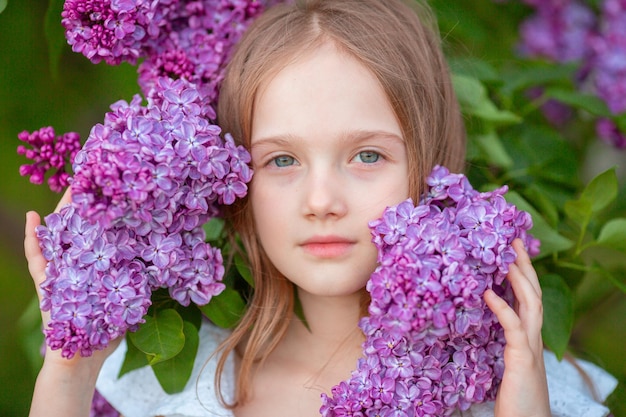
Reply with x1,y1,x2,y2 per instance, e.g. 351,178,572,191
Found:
503,123,579,189
499,62,578,98
596,218,626,253
203,218,225,241
128,309,185,365
199,287,246,328
44,0,66,80
234,252,254,288
175,304,203,331
472,103,521,124
17,297,45,371
453,73,485,109
540,274,574,360
453,74,520,125
449,57,500,83
615,114,626,133
579,167,618,214
564,198,593,226
471,132,513,168
0,0,7,14
293,287,310,331
119,334,149,377
564,168,618,242
523,186,559,228
505,191,574,258
543,88,612,117
594,261,626,294
151,321,200,394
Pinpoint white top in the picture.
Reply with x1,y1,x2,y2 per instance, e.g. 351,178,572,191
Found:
96,322,618,417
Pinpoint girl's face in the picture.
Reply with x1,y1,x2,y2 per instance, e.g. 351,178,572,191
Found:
249,42,409,298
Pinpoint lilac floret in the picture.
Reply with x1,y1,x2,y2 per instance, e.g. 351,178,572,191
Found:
321,165,540,416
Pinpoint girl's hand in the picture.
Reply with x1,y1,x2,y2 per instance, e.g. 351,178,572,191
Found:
485,238,550,417
24,188,71,365
25,189,120,417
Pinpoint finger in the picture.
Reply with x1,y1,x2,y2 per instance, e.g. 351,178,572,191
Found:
484,289,530,350
504,265,544,354
512,238,541,297
24,211,47,295
54,187,72,213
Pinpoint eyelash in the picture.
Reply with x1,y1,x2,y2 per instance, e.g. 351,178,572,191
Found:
353,150,382,164
264,149,384,168
269,155,297,168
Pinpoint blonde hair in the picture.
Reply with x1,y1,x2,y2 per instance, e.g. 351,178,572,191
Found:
214,0,465,407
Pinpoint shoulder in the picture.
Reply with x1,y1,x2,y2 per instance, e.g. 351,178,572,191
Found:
96,321,236,417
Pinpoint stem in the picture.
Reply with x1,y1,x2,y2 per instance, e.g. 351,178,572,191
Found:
500,168,529,183
574,217,590,257
519,94,549,118
553,261,591,273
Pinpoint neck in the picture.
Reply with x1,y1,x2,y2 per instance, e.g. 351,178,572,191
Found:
281,287,366,363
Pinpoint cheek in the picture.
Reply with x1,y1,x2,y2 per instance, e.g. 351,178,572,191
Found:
250,181,286,247
357,178,410,221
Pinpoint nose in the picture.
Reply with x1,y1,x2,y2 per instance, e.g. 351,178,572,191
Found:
302,166,348,220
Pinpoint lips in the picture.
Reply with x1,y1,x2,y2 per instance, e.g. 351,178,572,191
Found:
300,236,356,258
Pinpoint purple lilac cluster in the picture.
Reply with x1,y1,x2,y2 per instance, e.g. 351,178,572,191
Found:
70,76,251,228
61,0,177,65
62,0,265,112
136,0,264,112
596,118,626,149
90,390,120,417
20,1,264,194
24,0,266,414
36,77,252,359
320,166,540,417
516,0,596,127
37,187,227,359
514,0,626,149
589,0,626,149
518,0,596,63
17,127,82,193
589,0,626,114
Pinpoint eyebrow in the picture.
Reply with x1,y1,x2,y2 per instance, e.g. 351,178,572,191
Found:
251,129,404,149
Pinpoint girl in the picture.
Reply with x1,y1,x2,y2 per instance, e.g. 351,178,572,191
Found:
25,1,613,416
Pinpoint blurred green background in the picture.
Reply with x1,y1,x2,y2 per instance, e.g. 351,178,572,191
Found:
0,1,624,416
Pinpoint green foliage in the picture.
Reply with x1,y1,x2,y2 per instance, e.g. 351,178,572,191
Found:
439,0,626,364
151,321,200,394
458,64,626,357
120,307,203,393
0,0,7,14
128,308,186,365
504,191,574,258
596,219,626,254
44,0,65,79
199,287,247,329
540,274,574,360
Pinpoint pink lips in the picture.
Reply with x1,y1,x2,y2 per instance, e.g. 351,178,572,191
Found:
300,236,355,258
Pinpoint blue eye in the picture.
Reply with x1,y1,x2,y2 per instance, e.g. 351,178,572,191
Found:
355,151,380,163
272,155,296,167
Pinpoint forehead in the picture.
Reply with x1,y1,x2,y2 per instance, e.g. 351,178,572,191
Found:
251,42,402,144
